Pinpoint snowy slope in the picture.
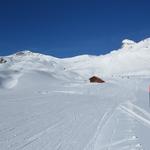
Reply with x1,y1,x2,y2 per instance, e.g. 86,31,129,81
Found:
0,38,150,150
1,38,150,87
62,38,150,77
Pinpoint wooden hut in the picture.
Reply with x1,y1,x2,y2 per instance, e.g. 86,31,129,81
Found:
89,76,105,83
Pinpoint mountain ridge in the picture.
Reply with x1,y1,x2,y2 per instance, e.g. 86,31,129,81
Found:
0,37,150,89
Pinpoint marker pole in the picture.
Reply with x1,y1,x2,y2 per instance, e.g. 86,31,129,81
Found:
149,86,150,108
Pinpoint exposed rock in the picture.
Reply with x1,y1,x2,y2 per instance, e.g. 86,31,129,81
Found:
15,50,32,56
122,39,136,48
0,58,7,64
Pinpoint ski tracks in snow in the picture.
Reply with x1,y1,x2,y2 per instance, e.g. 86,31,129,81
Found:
16,122,62,150
84,102,146,150
120,102,150,128
83,109,115,150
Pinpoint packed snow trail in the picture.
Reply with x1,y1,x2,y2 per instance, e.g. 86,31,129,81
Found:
0,76,150,150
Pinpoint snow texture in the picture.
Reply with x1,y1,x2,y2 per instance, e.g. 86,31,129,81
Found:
0,38,150,150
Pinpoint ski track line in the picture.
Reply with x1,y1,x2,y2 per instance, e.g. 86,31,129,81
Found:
0,108,66,143
84,102,142,150
1,83,84,102
39,109,92,150
98,137,138,149
83,107,116,150
0,127,15,134
107,115,118,150
1,89,81,103
16,121,62,150
0,93,54,103
52,90,83,95
120,105,150,128
127,102,150,120
106,106,137,150
0,99,68,139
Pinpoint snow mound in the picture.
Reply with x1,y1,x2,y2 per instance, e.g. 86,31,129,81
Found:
0,70,21,89
122,39,136,48
0,77,18,89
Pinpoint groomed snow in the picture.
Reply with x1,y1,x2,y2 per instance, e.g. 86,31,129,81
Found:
0,38,150,150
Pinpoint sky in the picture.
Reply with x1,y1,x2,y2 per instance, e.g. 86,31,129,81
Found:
0,0,150,57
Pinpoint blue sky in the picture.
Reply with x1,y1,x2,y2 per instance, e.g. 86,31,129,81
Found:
0,0,150,57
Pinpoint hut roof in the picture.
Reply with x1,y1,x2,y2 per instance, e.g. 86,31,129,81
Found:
89,76,105,83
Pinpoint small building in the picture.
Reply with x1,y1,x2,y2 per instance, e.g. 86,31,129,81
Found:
89,76,105,83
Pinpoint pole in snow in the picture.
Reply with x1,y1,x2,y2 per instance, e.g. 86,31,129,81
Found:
148,85,150,107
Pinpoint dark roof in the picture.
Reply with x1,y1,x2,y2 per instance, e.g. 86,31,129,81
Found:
89,76,105,83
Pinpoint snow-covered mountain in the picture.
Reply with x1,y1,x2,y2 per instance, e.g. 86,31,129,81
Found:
0,38,150,150
0,38,150,89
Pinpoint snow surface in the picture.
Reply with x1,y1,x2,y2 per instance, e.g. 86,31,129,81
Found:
0,38,150,150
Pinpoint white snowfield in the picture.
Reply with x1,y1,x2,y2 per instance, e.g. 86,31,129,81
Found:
0,38,150,150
